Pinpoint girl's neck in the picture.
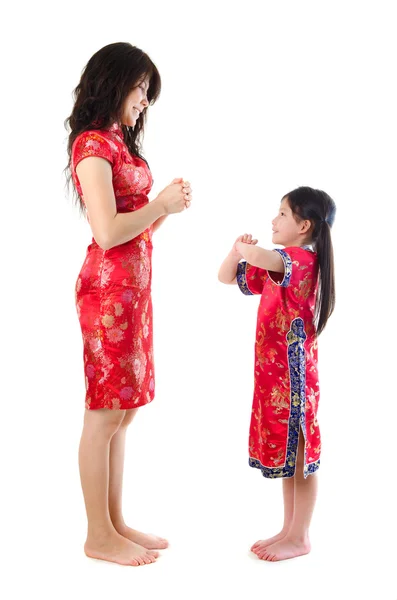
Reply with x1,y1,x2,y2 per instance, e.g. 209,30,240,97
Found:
282,238,312,248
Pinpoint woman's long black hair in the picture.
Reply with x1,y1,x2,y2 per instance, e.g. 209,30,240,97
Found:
65,42,161,210
285,186,336,335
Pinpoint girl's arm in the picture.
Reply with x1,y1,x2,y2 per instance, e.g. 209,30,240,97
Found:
218,252,241,284
218,234,259,284
76,158,186,250
235,242,284,273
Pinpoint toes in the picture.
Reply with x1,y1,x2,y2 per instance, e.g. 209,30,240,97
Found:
253,544,267,557
145,552,157,564
148,550,159,558
152,535,169,549
268,553,277,562
130,558,139,566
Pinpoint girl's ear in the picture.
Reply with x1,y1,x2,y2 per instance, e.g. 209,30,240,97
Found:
300,219,311,234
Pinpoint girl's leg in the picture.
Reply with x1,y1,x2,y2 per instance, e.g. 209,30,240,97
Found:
251,477,295,556
108,409,168,549
261,430,317,561
79,408,158,566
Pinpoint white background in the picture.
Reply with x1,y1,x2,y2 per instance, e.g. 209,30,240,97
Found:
2,1,396,598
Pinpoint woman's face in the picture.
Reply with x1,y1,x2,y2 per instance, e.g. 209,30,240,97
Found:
121,77,150,127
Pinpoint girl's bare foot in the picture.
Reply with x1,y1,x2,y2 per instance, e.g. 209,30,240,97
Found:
251,530,289,555
115,524,169,550
84,532,159,566
257,536,311,562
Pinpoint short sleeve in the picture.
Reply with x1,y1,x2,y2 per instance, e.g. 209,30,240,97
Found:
268,247,315,288
72,131,115,170
237,261,268,296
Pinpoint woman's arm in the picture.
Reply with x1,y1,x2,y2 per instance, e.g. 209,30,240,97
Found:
76,157,186,250
235,242,284,273
152,215,169,233
152,179,190,233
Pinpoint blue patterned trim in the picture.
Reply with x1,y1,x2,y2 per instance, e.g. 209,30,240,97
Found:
304,459,320,477
272,249,292,287
237,261,253,296
249,317,318,480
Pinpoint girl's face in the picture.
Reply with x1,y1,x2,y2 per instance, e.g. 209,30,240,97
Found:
121,77,150,127
272,197,311,247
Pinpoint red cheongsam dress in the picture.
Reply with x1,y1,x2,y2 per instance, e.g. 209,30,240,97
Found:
237,246,321,478
71,123,155,410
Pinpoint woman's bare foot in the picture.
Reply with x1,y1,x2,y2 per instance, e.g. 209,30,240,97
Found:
115,524,169,550
84,531,159,566
251,530,289,555
256,536,311,562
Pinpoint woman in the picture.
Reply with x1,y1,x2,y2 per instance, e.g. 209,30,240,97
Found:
65,42,192,567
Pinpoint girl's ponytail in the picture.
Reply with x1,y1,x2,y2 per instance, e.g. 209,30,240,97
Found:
314,220,335,335
285,187,336,336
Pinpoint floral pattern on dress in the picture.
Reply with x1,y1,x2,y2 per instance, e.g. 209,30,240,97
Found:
71,123,155,410
238,246,320,478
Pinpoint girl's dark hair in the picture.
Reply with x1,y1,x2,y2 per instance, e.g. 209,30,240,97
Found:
65,42,161,210
284,186,336,336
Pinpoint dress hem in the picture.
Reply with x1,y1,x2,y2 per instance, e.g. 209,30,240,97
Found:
85,395,155,411
249,456,320,480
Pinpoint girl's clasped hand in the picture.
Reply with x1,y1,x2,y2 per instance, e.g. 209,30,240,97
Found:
233,233,258,256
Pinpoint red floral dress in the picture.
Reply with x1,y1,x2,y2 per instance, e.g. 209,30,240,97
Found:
237,246,321,478
71,123,155,410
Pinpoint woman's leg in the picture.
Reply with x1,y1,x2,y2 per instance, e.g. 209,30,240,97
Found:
79,408,158,566
260,430,317,561
251,477,295,556
108,409,169,550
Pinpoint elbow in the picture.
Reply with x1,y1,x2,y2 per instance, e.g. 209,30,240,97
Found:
94,233,114,251
218,272,236,285
92,224,116,251
99,241,112,251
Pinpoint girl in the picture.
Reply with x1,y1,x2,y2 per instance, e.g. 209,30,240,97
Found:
218,186,336,562
65,42,192,567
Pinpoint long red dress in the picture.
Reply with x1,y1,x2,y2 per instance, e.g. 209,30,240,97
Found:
71,123,155,410
237,246,321,478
